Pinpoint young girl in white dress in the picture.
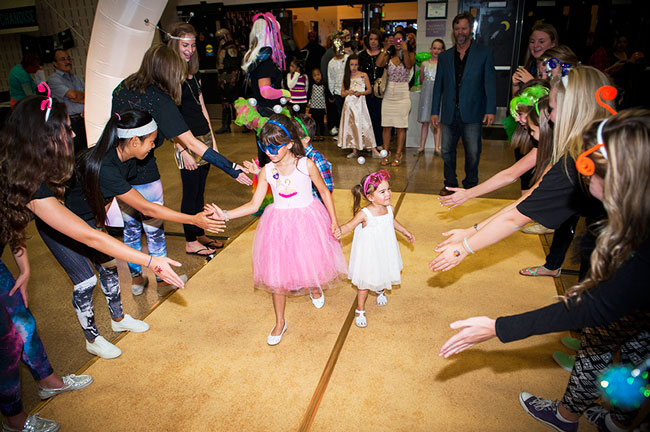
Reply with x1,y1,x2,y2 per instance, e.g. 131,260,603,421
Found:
417,39,445,155
338,54,381,159
336,170,414,327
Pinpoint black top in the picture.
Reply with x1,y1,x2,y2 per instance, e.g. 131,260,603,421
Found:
111,82,189,185
496,236,650,343
179,71,210,137
454,42,471,108
358,50,385,85
65,147,137,221
247,58,283,116
517,155,605,229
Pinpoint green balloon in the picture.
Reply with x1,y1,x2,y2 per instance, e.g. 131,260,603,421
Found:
415,52,432,64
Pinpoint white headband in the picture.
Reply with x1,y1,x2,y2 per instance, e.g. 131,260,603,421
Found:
596,118,609,160
168,34,196,41
117,119,158,139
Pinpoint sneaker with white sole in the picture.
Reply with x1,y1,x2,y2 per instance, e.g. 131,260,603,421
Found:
131,276,148,296
38,374,93,399
519,392,578,432
552,351,575,372
111,314,149,333
561,336,582,351
86,335,121,359
2,414,59,432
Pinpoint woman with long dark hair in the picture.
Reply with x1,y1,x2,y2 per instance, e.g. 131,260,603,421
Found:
0,94,181,431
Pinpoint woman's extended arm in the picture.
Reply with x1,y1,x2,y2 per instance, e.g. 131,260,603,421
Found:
116,188,225,233
439,149,538,209
27,197,185,287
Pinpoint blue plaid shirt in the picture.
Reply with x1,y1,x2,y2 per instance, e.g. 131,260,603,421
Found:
305,144,333,199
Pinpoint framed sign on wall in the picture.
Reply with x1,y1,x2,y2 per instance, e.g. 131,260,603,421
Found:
426,1,447,19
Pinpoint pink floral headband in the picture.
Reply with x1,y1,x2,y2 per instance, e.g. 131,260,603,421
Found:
362,169,390,196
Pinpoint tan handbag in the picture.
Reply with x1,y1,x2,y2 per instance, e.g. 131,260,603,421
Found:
174,133,212,169
373,68,388,99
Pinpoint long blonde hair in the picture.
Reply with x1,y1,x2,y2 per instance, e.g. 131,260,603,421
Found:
551,66,613,164
566,109,650,300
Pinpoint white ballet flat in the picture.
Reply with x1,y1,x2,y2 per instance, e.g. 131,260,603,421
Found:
310,290,325,309
355,309,367,328
267,322,287,346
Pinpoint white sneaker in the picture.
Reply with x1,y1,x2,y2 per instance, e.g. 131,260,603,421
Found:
131,276,148,296
86,335,121,359
309,290,325,309
267,322,287,346
38,374,93,399
330,127,338,136
111,314,149,333
2,414,59,432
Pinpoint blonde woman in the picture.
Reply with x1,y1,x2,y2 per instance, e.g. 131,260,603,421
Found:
439,109,650,432
430,66,612,274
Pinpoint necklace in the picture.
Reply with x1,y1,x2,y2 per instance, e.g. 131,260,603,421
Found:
187,76,200,106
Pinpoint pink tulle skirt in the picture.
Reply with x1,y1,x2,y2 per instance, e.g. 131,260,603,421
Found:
252,199,348,295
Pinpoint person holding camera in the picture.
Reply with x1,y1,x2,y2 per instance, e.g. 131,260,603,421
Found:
376,30,415,167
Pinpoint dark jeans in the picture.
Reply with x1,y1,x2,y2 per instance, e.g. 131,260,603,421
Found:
180,164,211,242
440,110,483,188
543,215,579,271
309,109,326,136
366,94,383,148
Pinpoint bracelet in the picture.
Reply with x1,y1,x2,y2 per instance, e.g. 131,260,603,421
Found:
146,255,153,268
474,223,478,232
463,237,475,254
179,148,187,154
224,210,230,222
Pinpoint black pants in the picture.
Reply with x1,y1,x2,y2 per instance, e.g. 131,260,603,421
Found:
180,164,211,242
70,116,88,154
366,94,383,148
310,109,326,137
325,94,338,131
544,215,579,271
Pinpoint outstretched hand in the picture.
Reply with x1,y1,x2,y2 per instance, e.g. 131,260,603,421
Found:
438,188,469,209
242,159,260,176
435,228,472,249
204,203,225,221
429,242,467,272
439,316,497,358
149,257,185,289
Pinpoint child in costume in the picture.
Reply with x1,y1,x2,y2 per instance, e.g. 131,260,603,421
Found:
212,115,346,345
337,54,380,159
337,170,414,327
294,113,333,199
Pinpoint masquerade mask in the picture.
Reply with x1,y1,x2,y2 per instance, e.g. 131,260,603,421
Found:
362,170,391,196
509,85,549,118
37,82,52,122
575,86,617,176
333,36,345,55
257,120,293,155
544,57,572,78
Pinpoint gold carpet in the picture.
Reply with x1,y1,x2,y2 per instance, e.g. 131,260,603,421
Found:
35,192,595,431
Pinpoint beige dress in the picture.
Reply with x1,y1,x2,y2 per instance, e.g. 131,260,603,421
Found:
381,59,411,128
338,76,377,150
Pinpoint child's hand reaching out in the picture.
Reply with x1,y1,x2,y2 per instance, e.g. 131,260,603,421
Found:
242,159,261,176
404,230,415,243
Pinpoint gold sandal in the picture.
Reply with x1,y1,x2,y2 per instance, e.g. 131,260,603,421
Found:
380,151,391,166
390,153,402,167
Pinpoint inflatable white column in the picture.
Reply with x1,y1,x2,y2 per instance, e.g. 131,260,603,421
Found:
84,0,168,227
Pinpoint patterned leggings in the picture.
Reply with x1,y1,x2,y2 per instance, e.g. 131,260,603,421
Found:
0,260,54,417
36,218,123,342
562,311,650,426
119,180,167,279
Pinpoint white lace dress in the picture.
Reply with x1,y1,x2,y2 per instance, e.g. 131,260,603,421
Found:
338,76,377,150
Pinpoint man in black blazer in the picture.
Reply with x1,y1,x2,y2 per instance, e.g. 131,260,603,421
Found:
431,12,496,196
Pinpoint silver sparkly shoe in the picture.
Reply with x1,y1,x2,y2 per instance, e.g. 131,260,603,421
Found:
2,414,59,432
38,374,93,400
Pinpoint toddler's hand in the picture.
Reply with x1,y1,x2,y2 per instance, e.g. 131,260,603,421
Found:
405,231,415,243
331,224,341,239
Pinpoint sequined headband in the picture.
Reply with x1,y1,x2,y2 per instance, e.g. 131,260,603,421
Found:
362,170,390,196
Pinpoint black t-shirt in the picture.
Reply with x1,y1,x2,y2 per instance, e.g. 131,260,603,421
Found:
454,43,471,107
496,236,650,343
65,147,137,221
247,58,283,115
517,155,605,229
358,50,385,85
179,71,210,137
111,81,189,185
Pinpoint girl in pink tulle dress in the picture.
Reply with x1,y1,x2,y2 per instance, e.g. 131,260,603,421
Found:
217,115,347,346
